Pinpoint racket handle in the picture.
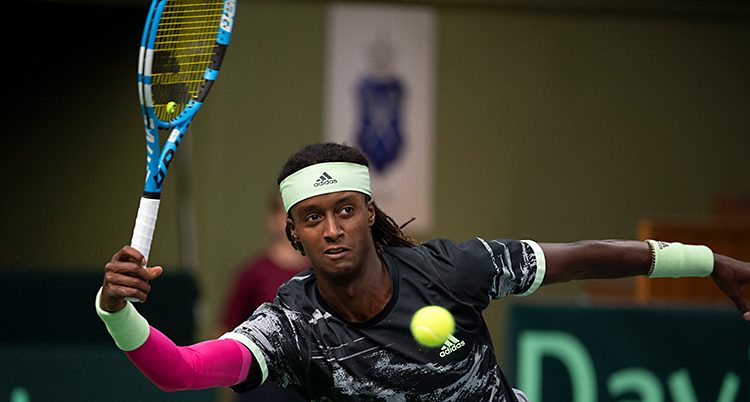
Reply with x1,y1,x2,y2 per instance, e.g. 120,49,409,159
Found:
128,196,161,303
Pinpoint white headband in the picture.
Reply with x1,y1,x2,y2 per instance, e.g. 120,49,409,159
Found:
279,162,372,212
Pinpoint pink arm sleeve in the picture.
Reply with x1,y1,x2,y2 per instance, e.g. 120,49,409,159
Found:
125,326,253,392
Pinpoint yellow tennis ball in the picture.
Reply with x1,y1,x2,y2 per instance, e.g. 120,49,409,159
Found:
410,305,455,348
166,101,177,114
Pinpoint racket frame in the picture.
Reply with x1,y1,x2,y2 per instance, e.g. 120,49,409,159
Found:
131,0,236,264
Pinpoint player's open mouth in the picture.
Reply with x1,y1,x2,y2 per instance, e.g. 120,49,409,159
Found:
324,247,349,256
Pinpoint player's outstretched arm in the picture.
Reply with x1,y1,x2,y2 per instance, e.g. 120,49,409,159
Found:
539,240,750,320
539,240,651,284
96,247,257,391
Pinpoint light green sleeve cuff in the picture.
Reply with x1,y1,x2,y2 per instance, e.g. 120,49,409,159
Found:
516,240,546,297
95,287,150,351
220,331,269,384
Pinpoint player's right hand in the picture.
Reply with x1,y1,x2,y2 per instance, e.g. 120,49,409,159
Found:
101,246,163,312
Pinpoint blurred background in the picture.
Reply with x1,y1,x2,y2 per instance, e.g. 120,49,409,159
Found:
2,0,749,401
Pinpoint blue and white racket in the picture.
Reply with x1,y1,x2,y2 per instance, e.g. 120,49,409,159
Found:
131,0,236,270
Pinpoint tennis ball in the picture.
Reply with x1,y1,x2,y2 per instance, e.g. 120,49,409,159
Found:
166,101,177,114
410,305,455,348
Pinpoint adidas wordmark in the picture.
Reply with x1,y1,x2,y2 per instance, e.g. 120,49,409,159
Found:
440,335,465,358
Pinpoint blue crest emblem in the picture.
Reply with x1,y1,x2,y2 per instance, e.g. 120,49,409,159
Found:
355,37,405,173
356,77,404,173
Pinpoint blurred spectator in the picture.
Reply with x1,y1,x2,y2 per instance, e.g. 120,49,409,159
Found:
220,192,309,402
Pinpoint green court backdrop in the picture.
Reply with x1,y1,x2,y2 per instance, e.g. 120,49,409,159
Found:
508,304,750,402
1,346,212,402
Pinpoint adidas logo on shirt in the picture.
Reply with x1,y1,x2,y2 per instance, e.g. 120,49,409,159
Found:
439,334,465,358
314,172,338,187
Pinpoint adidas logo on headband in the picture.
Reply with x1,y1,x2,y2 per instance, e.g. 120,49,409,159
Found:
314,172,338,187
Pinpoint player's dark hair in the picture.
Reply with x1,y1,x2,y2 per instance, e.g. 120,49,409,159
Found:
277,143,415,255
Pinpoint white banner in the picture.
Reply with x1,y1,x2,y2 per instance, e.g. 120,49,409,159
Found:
324,3,437,234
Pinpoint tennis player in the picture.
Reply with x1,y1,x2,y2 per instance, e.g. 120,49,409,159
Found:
97,142,750,401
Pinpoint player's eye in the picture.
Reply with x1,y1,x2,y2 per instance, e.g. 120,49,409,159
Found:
304,213,322,223
340,206,355,216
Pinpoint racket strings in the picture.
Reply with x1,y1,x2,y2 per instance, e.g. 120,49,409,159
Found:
151,0,224,120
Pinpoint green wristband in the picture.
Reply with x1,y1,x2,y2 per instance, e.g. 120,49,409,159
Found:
95,287,150,351
645,240,714,278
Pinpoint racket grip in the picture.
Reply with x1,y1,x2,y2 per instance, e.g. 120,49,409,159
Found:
128,196,161,303
131,197,161,260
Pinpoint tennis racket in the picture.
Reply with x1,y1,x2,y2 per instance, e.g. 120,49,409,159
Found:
131,0,236,279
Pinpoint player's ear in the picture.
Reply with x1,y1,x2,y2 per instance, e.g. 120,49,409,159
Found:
286,215,306,255
366,199,375,227
287,216,297,238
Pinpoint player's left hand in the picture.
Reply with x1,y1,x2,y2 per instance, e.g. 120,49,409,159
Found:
711,253,750,321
